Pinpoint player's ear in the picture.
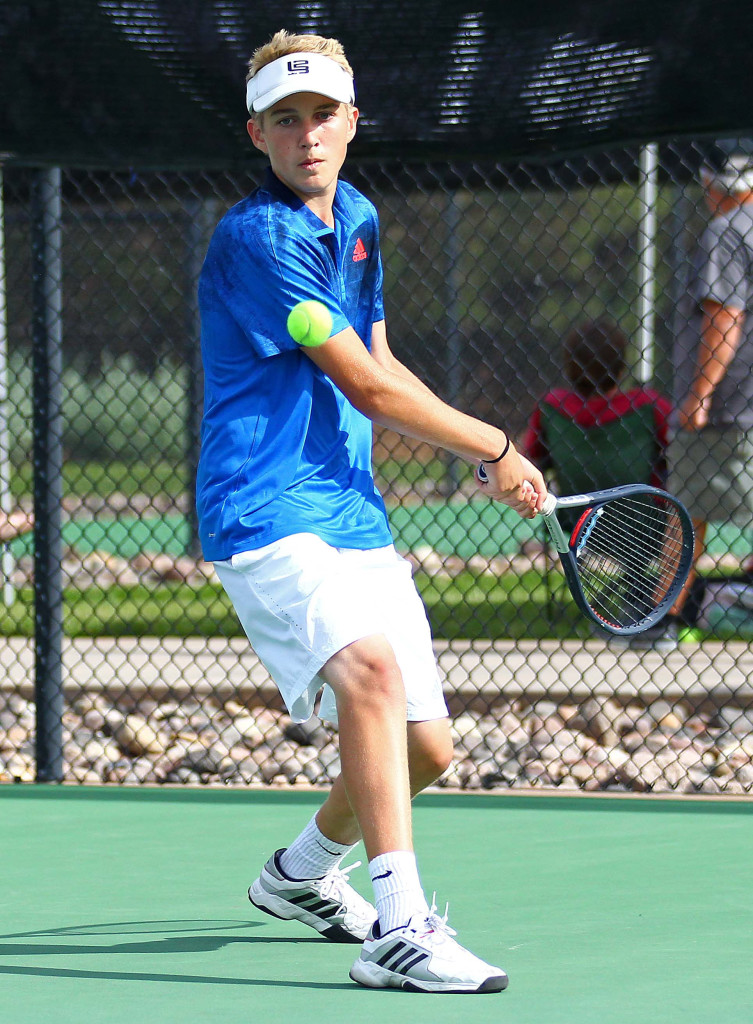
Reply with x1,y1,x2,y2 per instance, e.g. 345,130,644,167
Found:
248,118,268,153
346,106,359,144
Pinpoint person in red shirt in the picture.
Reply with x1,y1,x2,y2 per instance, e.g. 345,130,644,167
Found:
525,319,670,492
525,319,675,647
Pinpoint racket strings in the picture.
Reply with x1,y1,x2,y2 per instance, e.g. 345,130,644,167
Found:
580,536,681,624
583,519,680,593
573,497,685,628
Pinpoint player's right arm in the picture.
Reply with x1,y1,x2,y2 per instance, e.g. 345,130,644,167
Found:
303,323,545,517
679,300,745,430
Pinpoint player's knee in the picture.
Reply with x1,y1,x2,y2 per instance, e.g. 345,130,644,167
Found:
409,727,454,787
431,736,454,778
415,745,453,786
328,635,406,710
359,656,405,708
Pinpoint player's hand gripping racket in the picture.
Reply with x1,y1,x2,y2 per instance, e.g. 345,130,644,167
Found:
477,466,694,635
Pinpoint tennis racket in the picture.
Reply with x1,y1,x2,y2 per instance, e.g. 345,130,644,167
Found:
477,466,694,635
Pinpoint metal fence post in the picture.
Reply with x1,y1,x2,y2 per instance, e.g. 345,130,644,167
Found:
442,190,464,496
637,142,659,382
0,166,16,606
31,167,64,783
183,197,215,559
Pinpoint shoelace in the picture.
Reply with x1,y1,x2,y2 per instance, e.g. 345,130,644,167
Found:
416,894,457,940
317,860,363,905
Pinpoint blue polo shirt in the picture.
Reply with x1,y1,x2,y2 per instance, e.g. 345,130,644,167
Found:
196,169,393,562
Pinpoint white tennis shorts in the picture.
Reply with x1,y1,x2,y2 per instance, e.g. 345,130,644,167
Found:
213,533,448,725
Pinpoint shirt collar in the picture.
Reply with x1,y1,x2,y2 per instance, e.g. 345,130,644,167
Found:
261,167,335,237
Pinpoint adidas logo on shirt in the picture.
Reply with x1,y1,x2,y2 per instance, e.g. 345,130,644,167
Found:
352,237,368,262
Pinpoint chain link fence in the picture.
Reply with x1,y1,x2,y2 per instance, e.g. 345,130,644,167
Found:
2,140,753,793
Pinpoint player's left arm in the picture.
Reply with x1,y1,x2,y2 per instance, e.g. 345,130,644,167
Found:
368,319,545,502
303,323,546,515
680,300,745,430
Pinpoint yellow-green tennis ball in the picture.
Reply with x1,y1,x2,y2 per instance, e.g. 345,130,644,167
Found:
287,300,333,347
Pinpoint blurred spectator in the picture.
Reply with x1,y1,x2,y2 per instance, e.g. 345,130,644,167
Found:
667,138,753,641
525,319,670,496
0,509,33,542
524,318,672,646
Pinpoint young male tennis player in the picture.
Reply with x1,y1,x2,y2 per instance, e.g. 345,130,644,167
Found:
196,29,547,993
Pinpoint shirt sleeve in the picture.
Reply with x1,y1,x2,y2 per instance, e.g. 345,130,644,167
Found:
694,218,748,310
205,212,350,360
373,246,385,324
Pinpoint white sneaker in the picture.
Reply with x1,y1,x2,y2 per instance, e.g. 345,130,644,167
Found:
349,901,508,993
248,849,376,943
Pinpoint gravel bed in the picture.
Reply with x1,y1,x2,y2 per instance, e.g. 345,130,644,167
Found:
3,692,753,794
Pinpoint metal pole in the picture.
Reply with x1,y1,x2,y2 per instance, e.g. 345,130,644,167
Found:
183,198,216,558
666,181,693,398
0,167,15,606
637,143,659,382
31,167,64,783
442,190,464,496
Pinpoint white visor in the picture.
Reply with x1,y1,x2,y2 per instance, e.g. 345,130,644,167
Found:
246,52,355,114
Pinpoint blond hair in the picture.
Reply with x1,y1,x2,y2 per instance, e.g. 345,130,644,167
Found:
247,29,353,82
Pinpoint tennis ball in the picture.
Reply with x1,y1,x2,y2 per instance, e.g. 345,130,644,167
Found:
287,300,333,348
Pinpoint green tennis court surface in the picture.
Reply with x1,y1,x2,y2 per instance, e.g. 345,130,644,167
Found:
7,507,748,561
6,505,537,561
2,787,751,1024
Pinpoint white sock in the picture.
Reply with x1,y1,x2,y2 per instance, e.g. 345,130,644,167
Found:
369,850,429,934
278,815,357,880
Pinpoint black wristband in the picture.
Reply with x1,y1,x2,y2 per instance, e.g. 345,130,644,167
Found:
481,435,510,465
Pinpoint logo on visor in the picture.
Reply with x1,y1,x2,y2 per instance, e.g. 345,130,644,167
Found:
287,59,310,75
353,238,368,262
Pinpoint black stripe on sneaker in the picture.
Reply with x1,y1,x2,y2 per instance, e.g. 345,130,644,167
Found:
397,952,429,975
285,893,345,920
315,904,340,919
288,894,331,911
376,941,408,968
386,946,418,972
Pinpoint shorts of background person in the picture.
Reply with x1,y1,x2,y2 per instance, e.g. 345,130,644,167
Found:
668,426,753,526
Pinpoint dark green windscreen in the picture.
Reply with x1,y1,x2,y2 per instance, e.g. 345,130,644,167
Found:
1,0,752,168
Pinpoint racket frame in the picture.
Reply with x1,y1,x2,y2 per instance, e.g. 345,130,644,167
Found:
540,483,694,635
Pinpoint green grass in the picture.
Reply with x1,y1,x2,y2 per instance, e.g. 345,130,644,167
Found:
9,460,188,501
0,584,235,639
9,454,445,503
0,571,584,641
418,568,585,640
0,571,741,643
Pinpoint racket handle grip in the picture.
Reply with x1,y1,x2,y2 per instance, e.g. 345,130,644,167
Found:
541,493,557,516
477,462,557,515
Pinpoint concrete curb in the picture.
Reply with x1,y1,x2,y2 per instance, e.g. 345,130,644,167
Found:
2,636,752,710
